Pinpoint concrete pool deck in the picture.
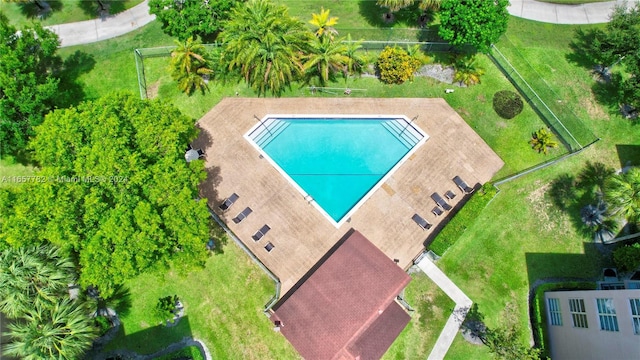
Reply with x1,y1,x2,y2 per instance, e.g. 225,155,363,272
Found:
196,98,504,294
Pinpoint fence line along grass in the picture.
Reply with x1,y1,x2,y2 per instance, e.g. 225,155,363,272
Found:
428,184,498,256
490,38,598,152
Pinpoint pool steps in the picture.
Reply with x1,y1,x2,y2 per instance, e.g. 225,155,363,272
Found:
380,119,422,149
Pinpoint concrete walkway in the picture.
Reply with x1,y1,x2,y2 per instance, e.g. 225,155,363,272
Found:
44,0,155,47
509,0,640,24
416,257,473,360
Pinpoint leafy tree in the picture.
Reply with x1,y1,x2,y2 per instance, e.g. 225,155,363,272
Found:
154,295,180,323
170,37,213,95
303,36,350,86
220,0,311,96
453,55,485,86
604,167,640,225
529,128,559,154
309,7,338,39
376,46,421,84
0,245,76,318
0,12,62,154
438,0,509,53
613,243,640,272
3,299,97,360
148,0,241,41
0,93,210,296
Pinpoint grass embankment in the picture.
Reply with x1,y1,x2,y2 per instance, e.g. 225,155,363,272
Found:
0,0,143,27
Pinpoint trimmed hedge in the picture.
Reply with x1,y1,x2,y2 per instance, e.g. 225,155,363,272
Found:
155,345,204,360
428,184,497,256
493,90,524,119
531,282,597,358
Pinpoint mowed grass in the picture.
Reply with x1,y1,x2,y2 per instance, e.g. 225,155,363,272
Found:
0,0,143,27
383,272,456,359
103,243,300,359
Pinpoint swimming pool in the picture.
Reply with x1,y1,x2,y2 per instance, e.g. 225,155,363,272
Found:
246,115,427,227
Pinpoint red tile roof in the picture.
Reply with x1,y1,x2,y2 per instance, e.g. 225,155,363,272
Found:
271,229,411,360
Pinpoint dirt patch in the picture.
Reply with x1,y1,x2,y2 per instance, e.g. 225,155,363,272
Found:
477,94,486,103
147,81,160,99
457,108,471,117
580,96,609,120
496,120,508,129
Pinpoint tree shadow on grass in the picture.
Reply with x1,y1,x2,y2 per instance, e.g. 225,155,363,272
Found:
358,0,422,29
78,0,127,20
565,28,599,70
57,50,96,108
591,73,627,118
15,0,63,20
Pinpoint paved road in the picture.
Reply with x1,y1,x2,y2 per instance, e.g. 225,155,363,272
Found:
509,0,640,24
44,0,155,47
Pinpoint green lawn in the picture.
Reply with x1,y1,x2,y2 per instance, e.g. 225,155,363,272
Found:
0,0,143,27
384,273,456,359
34,8,640,360
102,243,300,359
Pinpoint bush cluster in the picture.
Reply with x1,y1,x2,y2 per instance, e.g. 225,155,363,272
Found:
428,184,497,255
492,90,524,119
613,243,640,272
376,46,421,84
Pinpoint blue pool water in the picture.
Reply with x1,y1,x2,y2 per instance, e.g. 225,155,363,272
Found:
256,118,422,224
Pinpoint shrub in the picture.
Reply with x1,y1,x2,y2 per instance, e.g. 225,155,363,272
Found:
613,243,640,272
493,90,524,119
154,295,179,323
529,128,559,154
429,184,497,255
376,46,421,84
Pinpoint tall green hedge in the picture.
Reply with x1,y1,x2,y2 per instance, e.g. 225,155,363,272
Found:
428,184,497,256
531,282,596,357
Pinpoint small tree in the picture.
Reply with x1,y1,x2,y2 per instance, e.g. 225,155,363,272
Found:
376,46,421,84
453,55,485,86
613,243,640,272
154,295,180,323
149,0,240,41
604,167,640,225
170,37,213,95
529,128,559,154
309,7,338,39
492,90,524,119
438,0,509,53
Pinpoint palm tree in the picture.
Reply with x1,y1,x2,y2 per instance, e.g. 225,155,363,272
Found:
453,55,485,86
309,7,338,39
343,34,365,78
169,37,213,95
3,299,97,360
376,0,415,20
303,36,350,86
418,0,441,11
604,167,640,225
221,0,311,96
529,128,559,154
577,161,616,198
0,245,76,318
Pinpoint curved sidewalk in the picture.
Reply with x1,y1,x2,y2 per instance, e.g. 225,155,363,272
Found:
508,0,640,24
44,0,155,47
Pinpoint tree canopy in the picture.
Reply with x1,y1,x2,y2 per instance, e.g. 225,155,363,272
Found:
0,12,62,154
148,0,241,41
604,167,640,225
170,36,213,95
438,0,509,53
220,0,311,96
0,92,211,296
